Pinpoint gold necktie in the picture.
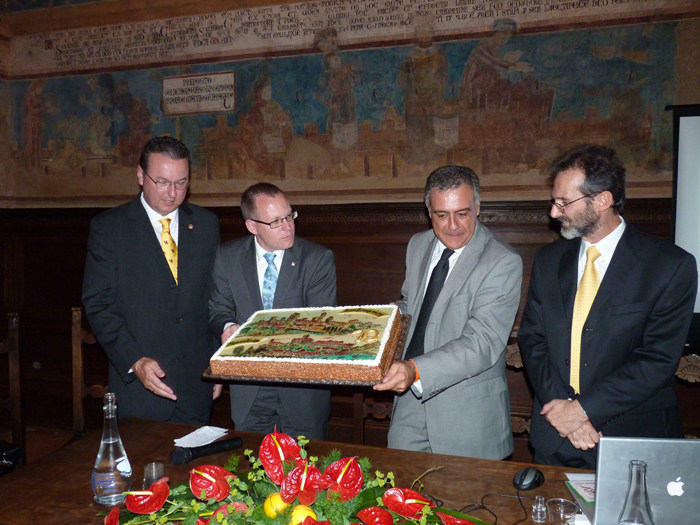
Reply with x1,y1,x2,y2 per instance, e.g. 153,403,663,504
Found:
159,218,178,284
570,245,601,394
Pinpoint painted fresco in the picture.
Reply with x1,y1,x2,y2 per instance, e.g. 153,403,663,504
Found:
8,21,678,205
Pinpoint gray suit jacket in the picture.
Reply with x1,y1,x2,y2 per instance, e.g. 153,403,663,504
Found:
82,197,220,423
392,222,522,459
208,234,337,429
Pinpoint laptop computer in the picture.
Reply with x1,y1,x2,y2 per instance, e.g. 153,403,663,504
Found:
593,436,700,525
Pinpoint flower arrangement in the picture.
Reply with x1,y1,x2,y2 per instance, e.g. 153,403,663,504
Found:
101,430,489,525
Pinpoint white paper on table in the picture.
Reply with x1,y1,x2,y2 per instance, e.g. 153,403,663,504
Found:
566,472,595,525
174,426,228,447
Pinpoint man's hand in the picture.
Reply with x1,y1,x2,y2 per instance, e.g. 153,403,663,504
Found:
221,324,240,344
133,357,176,400
373,361,416,393
213,384,223,400
541,398,588,436
567,421,602,450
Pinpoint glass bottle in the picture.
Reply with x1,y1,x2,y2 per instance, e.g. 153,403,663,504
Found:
617,460,655,525
91,392,132,505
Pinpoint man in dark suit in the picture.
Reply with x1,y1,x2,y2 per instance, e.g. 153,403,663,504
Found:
82,136,221,424
374,166,522,459
209,183,336,439
519,144,698,469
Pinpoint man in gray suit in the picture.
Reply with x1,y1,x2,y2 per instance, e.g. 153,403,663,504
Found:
209,183,337,439
375,166,522,459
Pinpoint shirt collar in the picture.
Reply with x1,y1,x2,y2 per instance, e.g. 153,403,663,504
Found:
580,216,626,262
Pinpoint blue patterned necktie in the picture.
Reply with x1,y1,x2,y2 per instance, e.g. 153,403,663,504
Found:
262,252,278,310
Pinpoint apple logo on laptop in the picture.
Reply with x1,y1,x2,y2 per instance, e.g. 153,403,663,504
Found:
667,477,684,496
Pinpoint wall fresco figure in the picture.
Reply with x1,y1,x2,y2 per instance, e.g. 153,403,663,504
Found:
79,75,114,156
241,76,293,179
397,25,448,164
313,28,358,156
23,79,45,169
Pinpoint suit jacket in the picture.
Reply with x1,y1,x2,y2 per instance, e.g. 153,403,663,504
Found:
208,235,337,428
393,222,522,459
518,224,697,458
82,197,220,423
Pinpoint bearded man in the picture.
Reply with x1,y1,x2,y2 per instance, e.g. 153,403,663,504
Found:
518,144,697,468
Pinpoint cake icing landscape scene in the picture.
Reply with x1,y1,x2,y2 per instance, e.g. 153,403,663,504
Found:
219,306,396,361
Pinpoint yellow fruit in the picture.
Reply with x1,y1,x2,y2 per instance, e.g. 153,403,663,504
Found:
264,492,289,518
289,505,317,525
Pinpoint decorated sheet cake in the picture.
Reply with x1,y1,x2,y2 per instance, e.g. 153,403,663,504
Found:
209,304,406,384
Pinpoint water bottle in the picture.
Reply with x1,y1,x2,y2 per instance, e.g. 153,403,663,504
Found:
617,460,655,525
91,392,132,505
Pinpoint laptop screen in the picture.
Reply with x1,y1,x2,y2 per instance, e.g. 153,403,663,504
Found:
593,436,700,525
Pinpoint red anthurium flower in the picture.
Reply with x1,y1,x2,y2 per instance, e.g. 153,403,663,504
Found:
124,480,170,514
189,465,234,502
356,506,394,525
320,457,363,501
195,502,249,525
435,511,475,525
301,516,331,525
280,460,323,505
104,506,120,525
259,430,301,485
382,487,435,518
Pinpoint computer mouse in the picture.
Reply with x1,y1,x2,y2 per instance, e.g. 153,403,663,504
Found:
513,466,545,491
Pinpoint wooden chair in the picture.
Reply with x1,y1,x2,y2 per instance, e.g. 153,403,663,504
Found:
71,307,108,439
0,312,25,468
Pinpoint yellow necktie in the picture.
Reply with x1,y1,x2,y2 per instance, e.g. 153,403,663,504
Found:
159,218,178,284
570,245,601,394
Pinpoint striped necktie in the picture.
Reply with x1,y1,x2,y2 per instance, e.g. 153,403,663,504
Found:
159,218,178,284
570,245,602,394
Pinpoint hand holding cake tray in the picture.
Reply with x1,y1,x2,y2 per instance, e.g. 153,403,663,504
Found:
206,304,410,386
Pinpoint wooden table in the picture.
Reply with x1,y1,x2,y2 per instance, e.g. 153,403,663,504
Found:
0,419,587,524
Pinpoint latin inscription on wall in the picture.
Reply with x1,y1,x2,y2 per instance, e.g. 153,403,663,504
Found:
11,0,692,76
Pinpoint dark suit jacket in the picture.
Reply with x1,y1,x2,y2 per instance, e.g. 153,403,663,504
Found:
208,234,337,429
82,196,220,423
519,224,697,458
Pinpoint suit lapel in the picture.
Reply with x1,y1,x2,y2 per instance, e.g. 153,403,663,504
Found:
431,222,488,313
127,197,173,279
175,202,195,301
273,244,299,308
410,235,436,316
558,239,580,327
244,238,264,311
589,225,640,316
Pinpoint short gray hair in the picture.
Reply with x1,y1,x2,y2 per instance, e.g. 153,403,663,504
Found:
424,165,481,209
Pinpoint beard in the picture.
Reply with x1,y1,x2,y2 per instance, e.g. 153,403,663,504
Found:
558,202,600,240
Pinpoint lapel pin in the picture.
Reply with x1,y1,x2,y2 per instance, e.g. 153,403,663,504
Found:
291,262,296,266
188,224,194,230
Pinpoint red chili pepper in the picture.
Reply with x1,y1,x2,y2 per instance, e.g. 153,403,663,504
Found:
280,459,323,505
195,502,250,525
382,487,435,518
320,457,363,501
124,480,170,514
189,465,234,502
259,430,301,485
104,506,120,525
435,511,475,525
356,506,394,525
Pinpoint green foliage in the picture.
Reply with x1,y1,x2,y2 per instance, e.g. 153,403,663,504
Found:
319,449,342,471
224,454,241,474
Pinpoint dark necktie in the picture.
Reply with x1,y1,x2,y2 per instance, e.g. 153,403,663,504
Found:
404,248,455,360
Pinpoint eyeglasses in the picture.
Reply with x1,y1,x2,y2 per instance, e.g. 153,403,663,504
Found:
250,210,298,229
550,192,599,213
143,170,190,191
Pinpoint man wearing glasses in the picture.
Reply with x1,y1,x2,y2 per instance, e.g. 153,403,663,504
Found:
83,136,221,424
519,144,697,468
209,182,336,439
